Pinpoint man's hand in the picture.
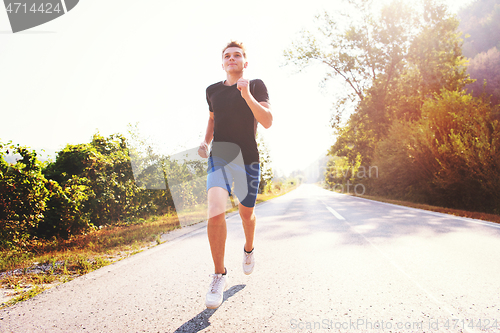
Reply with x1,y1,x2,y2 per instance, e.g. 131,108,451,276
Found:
198,141,209,158
237,78,251,100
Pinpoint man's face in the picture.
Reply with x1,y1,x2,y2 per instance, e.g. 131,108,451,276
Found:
222,47,247,73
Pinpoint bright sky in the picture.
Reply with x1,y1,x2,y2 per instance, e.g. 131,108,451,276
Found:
0,0,472,176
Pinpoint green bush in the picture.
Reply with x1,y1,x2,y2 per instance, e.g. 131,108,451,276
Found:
373,90,500,213
0,143,50,249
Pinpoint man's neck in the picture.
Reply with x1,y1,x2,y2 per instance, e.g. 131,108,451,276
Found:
224,73,243,86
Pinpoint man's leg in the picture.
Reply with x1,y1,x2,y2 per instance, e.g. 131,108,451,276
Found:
240,203,256,275
207,186,229,274
239,203,256,253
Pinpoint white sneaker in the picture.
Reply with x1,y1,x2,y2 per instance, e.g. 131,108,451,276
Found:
205,271,228,309
243,248,255,275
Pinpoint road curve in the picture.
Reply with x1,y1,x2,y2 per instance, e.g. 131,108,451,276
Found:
1,184,500,332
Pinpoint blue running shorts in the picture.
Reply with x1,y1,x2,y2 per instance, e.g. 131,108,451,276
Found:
207,156,260,208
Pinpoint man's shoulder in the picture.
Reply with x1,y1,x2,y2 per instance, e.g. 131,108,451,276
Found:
206,81,223,93
250,79,267,91
251,79,265,85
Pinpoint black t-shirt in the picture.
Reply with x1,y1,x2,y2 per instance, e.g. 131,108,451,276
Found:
206,79,269,164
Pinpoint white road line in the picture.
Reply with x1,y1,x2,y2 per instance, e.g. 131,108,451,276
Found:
326,206,345,220
323,201,476,333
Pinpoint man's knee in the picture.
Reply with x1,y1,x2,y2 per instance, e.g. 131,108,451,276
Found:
208,187,228,218
239,205,255,222
208,204,226,219
208,213,226,226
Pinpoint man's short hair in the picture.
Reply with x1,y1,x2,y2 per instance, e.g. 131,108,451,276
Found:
222,41,247,59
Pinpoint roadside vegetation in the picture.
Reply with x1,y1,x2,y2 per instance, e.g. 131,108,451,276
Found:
285,0,500,216
1,123,298,308
0,180,298,309
0,209,180,309
0,133,298,308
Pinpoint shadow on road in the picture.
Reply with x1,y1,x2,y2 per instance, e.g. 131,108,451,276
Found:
173,284,246,333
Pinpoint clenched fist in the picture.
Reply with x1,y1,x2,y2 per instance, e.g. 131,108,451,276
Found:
198,141,209,158
237,78,251,99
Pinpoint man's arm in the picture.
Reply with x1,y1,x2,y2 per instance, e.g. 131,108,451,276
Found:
198,112,214,158
237,78,273,129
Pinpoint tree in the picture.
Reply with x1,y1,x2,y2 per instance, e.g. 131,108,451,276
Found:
458,0,500,58
284,0,415,126
0,143,49,248
40,176,93,239
466,47,500,108
459,0,500,118
419,90,500,211
373,90,500,213
257,133,274,194
285,0,470,169
285,0,500,213
43,133,159,228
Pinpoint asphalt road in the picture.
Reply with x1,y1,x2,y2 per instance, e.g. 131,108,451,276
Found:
1,184,500,332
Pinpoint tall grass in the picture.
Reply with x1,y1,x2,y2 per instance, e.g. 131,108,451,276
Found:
1,213,180,272
1,212,180,309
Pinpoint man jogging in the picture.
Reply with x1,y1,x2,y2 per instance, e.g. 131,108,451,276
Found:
198,41,273,309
